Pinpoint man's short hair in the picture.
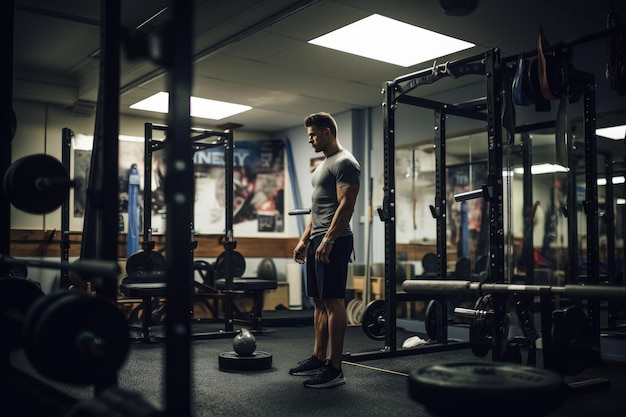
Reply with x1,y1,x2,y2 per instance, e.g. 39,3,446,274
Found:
304,112,337,137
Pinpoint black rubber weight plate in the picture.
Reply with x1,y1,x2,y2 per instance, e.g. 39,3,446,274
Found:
6,154,69,214
26,292,131,385
408,361,563,417
0,277,45,350
218,351,273,372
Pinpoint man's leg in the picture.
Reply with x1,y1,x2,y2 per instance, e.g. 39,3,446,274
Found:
312,297,328,361
324,298,347,370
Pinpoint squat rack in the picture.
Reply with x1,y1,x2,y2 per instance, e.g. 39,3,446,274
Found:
346,49,501,361
362,24,624,363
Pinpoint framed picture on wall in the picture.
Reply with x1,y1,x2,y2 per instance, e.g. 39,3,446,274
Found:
70,134,286,236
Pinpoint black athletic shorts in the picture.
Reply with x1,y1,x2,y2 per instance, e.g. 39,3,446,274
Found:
305,234,353,299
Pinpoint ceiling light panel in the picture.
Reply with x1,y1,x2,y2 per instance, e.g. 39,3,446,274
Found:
308,14,475,67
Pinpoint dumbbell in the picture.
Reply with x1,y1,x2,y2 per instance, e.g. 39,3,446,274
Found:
1,277,131,386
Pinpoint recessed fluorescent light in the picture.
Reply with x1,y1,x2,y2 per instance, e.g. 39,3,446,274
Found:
130,92,251,120
513,164,569,175
617,198,626,205
596,125,626,140
598,176,626,186
308,14,474,67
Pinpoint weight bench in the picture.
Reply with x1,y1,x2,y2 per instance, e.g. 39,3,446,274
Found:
119,277,277,342
119,281,167,342
212,277,277,330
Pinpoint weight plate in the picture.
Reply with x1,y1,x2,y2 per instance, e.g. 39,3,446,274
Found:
214,250,246,278
218,350,273,372
126,251,154,275
257,258,277,280
469,320,492,357
0,277,45,350
361,299,386,340
25,291,131,385
352,299,364,325
408,361,563,417
552,306,594,375
424,299,443,341
149,251,167,272
5,154,69,214
22,291,69,363
421,252,438,274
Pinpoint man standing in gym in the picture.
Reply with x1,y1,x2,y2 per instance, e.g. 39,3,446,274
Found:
289,112,360,388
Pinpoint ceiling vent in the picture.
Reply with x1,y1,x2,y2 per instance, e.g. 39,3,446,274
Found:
439,0,479,16
72,100,96,117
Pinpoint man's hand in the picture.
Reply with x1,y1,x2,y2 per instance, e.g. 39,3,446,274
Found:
293,240,309,264
315,240,333,264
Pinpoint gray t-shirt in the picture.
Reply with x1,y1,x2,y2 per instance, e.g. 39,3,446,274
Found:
310,149,361,239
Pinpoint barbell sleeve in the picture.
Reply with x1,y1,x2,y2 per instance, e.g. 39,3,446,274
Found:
288,208,311,215
454,189,483,202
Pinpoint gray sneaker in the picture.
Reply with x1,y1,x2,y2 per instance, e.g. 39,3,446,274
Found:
289,355,325,376
303,361,345,388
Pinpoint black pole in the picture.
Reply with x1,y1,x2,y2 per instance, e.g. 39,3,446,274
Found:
60,128,73,288
382,81,398,352
521,133,535,283
143,122,154,250
433,107,449,343
0,0,14,256
164,0,194,415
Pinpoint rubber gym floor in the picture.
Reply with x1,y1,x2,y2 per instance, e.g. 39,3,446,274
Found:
7,312,626,417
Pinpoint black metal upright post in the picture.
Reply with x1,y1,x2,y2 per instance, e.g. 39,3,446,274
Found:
433,108,449,343
143,123,155,251
60,128,73,288
582,74,602,364
0,2,14,404
484,48,507,361
567,125,579,283
521,133,535,283
223,129,236,332
0,0,14,256
382,81,398,353
164,0,194,415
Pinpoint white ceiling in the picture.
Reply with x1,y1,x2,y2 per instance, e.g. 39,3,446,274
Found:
11,0,626,134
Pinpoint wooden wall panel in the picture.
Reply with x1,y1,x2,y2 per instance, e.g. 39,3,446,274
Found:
9,229,299,260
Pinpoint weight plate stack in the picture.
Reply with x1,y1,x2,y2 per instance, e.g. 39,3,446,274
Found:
218,351,273,372
408,361,563,417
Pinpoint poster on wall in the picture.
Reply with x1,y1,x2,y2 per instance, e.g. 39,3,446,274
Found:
71,133,285,236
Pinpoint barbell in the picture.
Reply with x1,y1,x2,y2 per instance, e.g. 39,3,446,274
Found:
0,253,121,279
402,279,626,299
0,277,130,386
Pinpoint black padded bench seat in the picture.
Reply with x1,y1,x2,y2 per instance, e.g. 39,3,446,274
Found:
121,282,167,297
119,278,277,341
214,278,277,292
